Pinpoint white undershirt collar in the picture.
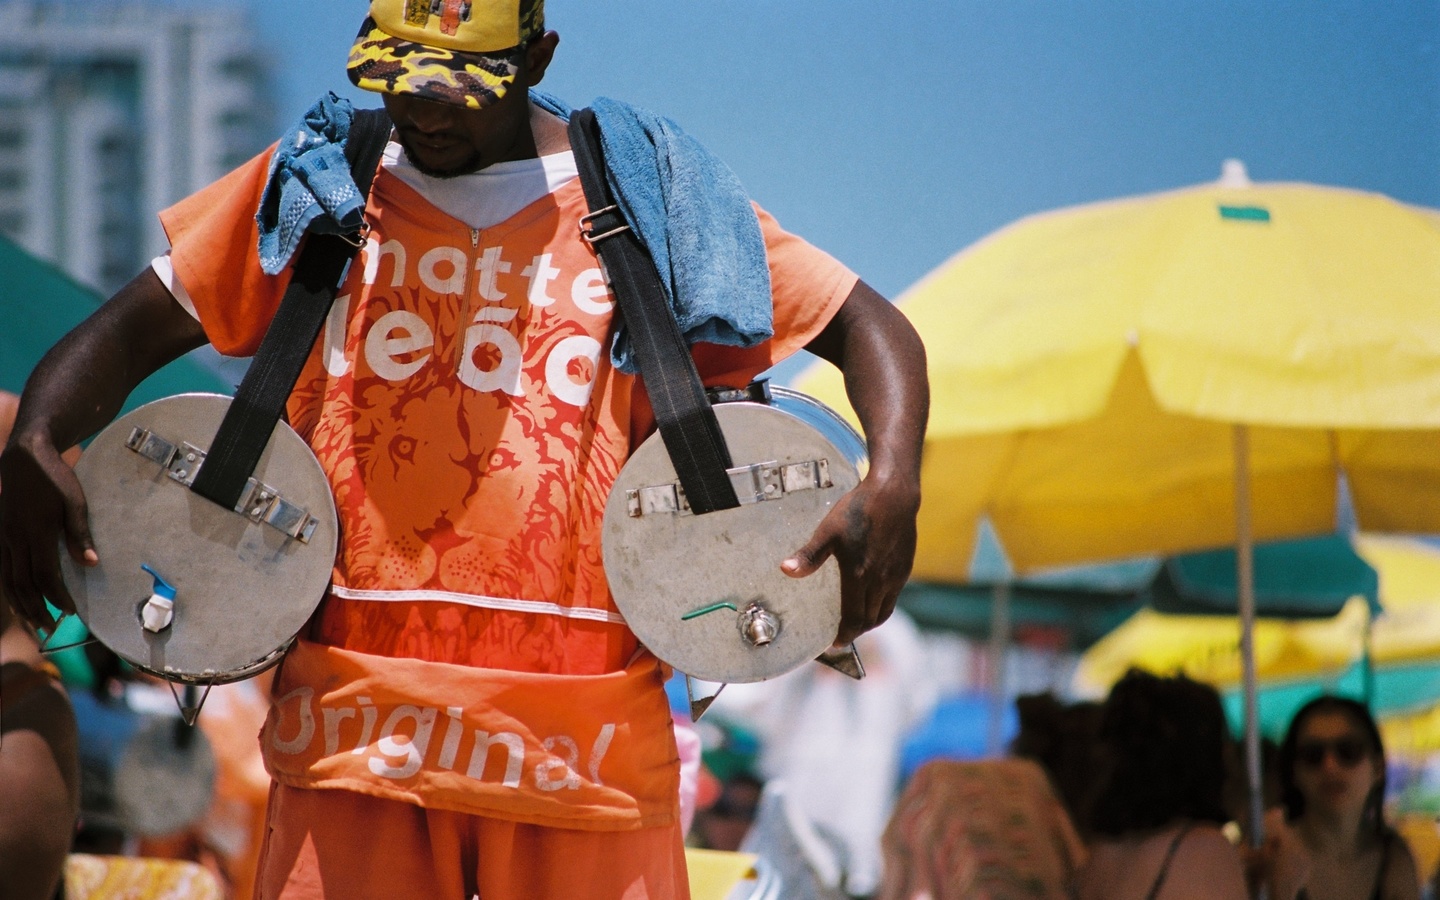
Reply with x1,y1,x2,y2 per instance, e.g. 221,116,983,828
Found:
381,140,579,231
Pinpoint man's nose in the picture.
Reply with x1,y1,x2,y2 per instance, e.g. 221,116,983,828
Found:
405,99,457,133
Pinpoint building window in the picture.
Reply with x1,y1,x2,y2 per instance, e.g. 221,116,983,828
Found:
95,130,141,292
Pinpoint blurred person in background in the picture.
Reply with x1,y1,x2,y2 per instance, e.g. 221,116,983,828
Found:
876,688,1096,900
1074,668,1247,900
0,390,79,899
1011,692,1105,843
879,754,1086,900
1257,696,1420,900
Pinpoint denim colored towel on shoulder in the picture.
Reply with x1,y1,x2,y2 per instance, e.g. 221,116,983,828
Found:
255,92,367,275
531,91,773,374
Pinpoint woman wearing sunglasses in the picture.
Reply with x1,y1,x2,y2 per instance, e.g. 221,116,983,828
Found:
1260,696,1420,900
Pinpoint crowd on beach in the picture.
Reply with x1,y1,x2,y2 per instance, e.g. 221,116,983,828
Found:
690,667,1433,900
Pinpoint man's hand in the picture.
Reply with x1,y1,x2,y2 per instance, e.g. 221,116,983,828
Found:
0,430,96,630
783,472,919,646
797,279,928,646
0,270,208,631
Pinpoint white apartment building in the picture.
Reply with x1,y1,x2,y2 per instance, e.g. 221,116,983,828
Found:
0,0,274,295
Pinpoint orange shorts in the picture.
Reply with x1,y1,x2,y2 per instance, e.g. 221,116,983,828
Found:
254,783,691,900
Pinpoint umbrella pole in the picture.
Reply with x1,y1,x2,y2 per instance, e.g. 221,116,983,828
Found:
1362,609,1376,705
1234,425,1264,847
986,579,1012,755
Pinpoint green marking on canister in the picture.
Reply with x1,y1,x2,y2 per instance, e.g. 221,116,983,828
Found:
1219,205,1271,222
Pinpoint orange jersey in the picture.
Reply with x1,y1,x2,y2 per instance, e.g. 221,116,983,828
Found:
161,144,856,680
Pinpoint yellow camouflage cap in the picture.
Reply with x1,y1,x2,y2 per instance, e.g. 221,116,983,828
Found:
347,0,545,109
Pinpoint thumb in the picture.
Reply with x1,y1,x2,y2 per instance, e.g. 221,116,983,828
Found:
782,532,833,578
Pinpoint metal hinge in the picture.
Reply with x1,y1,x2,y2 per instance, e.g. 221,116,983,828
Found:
124,428,321,543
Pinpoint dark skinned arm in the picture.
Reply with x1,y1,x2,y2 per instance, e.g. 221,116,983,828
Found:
785,279,928,645
0,268,209,627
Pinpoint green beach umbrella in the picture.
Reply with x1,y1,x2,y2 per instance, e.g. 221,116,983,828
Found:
1,234,231,404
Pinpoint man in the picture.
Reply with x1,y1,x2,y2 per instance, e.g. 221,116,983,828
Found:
0,1,927,896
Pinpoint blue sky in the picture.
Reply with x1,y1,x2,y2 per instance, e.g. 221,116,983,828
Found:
244,0,1439,303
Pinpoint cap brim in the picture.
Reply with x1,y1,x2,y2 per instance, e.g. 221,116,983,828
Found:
347,17,523,110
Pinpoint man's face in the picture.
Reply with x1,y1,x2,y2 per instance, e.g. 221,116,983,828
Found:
383,88,530,178
381,32,557,178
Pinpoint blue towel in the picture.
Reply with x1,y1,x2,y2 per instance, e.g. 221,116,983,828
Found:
531,91,773,374
255,92,368,275
254,92,774,372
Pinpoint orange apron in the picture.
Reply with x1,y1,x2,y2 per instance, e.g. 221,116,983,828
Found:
261,640,679,831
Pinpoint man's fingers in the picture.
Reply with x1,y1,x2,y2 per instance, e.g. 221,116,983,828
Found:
62,508,97,566
835,566,867,645
32,540,76,619
837,562,908,645
0,440,91,631
38,573,76,621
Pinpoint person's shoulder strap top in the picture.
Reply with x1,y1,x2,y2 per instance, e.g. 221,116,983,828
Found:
1144,823,1195,900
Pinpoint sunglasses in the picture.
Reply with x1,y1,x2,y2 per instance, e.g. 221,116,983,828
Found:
1295,737,1369,768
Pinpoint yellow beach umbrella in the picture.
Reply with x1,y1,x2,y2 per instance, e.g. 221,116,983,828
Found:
1075,535,1440,695
801,165,1440,579
1073,597,1372,696
796,163,1440,838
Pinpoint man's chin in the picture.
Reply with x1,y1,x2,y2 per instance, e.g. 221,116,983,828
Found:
398,140,483,179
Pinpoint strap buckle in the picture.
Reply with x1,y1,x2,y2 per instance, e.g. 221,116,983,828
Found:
579,205,630,245
336,220,372,248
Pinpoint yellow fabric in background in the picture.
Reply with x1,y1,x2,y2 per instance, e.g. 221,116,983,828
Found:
1394,816,1440,888
684,848,757,900
1354,535,1440,667
65,855,222,900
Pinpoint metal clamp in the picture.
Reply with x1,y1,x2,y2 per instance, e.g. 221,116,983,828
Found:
124,428,321,543
625,457,833,517
578,205,630,245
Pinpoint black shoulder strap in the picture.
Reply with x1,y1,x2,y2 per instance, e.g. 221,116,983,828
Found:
190,108,392,511
565,108,739,515
1144,823,1193,900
